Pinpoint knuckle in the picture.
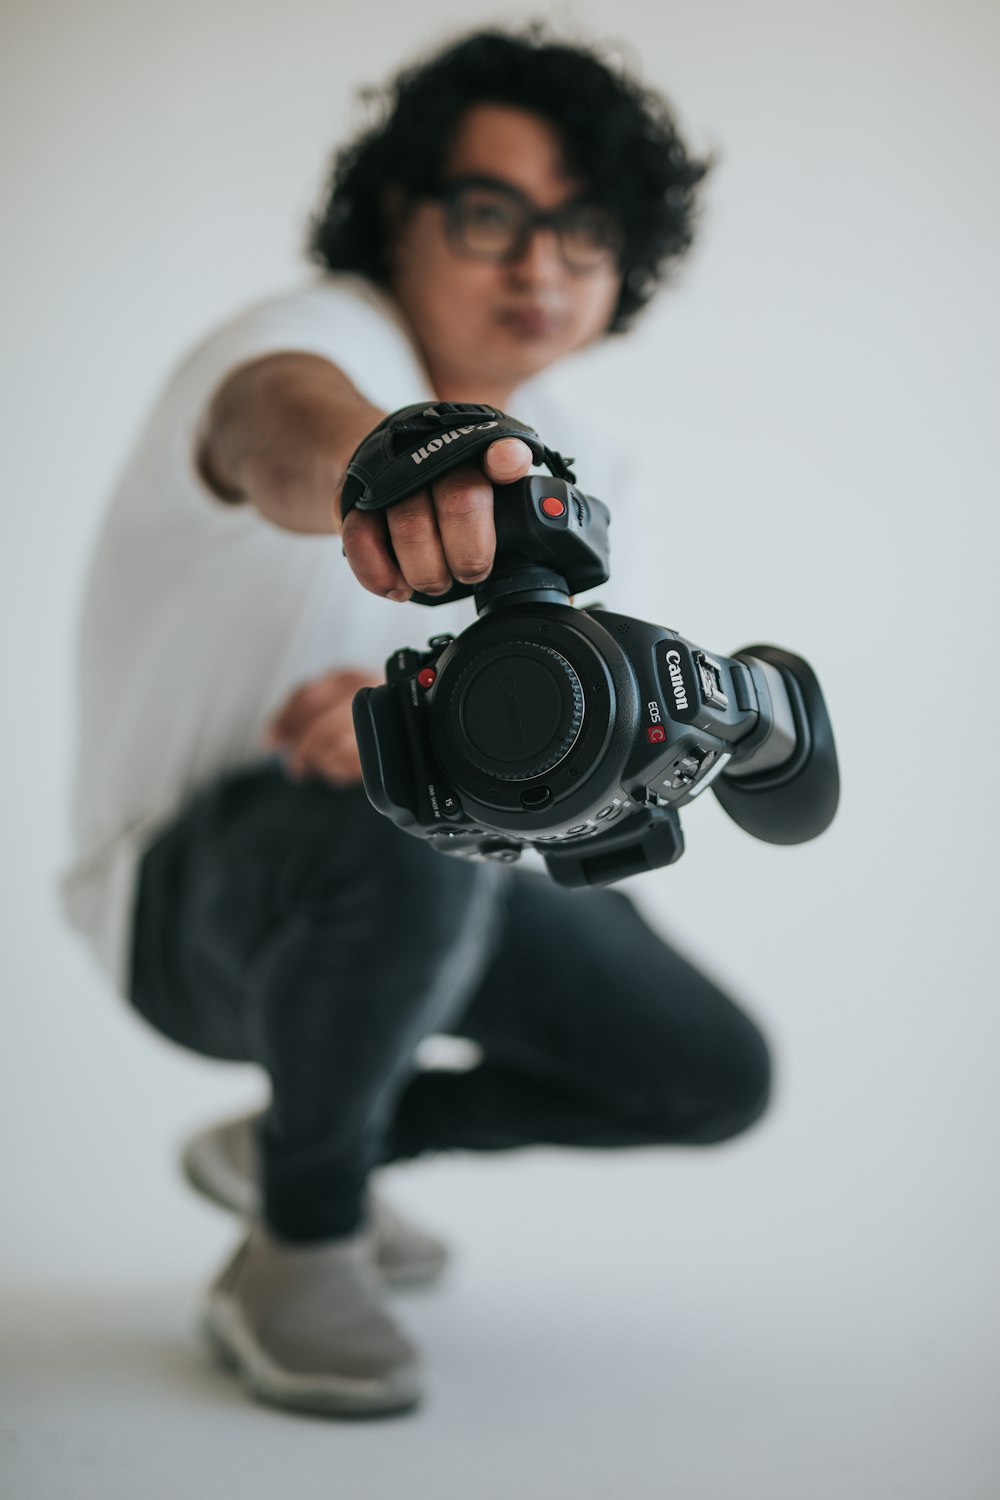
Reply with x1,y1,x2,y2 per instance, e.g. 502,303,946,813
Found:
357,565,398,598
433,475,491,515
409,571,451,595
437,494,490,524
348,559,384,592
389,509,436,544
452,553,492,580
342,539,398,597
339,510,368,545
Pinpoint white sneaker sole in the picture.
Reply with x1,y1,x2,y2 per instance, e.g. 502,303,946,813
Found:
201,1294,423,1417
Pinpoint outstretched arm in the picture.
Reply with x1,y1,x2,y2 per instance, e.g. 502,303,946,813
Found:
197,351,532,601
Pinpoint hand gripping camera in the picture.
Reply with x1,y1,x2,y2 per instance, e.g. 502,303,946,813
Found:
342,403,839,888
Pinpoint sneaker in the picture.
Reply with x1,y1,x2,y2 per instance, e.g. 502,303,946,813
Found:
202,1221,423,1417
181,1111,449,1287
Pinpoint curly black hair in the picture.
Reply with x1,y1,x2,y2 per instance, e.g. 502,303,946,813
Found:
308,26,711,334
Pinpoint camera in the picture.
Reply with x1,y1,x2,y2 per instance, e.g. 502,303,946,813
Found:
351,470,839,888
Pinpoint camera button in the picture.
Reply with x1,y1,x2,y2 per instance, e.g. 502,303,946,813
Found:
417,667,437,689
439,790,462,818
670,747,709,789
520,786,552,809
388,648,421,683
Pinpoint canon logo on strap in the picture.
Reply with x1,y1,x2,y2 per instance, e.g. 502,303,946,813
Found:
410,422,499,465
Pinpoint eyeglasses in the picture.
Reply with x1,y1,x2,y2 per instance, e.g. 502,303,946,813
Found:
429,176,622,273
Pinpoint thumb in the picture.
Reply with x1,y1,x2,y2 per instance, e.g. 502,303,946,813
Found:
483,437,533,484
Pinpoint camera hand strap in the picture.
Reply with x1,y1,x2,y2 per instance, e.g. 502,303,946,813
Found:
339,402,575,522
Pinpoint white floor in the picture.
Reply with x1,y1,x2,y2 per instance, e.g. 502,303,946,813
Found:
3,1145,997,1500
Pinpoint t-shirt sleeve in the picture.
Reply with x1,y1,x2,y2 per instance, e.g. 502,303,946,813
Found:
137,277,432,521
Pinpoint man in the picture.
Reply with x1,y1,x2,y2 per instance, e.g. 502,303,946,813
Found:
62,29,771,1417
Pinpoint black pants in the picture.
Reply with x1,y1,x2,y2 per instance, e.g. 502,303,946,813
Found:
130,764,771,1240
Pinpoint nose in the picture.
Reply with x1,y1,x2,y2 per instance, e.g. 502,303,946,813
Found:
505,224,565,284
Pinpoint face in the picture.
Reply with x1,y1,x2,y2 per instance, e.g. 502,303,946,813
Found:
387,105,622,406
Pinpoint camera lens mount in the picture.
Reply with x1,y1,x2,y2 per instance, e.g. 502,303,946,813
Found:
445,639,585,782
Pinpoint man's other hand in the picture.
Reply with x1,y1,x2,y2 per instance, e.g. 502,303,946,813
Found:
264,668,384,785
337,437,534,601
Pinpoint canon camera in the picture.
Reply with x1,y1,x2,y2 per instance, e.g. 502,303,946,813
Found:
344,403,839,888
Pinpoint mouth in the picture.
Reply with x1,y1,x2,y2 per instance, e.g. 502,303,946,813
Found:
496,305,563,340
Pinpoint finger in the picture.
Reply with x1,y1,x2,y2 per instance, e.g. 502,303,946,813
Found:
341,508,412,601
320,735,365,785
483,437,534,485
428,463,496,584
268,677,350,745
267,677,340,744
268,700,319,749
386,490,452,596
291,718,363,783
267,670,383,746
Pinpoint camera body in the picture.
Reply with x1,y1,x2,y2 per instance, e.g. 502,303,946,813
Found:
353,474,839,887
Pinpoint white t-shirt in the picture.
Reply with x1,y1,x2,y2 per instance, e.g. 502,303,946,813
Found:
61,273,643,992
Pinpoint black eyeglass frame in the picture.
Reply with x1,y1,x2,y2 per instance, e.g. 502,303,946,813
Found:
426,175,623,273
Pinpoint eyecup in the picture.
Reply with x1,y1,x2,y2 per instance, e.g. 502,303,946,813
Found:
712,646,839,845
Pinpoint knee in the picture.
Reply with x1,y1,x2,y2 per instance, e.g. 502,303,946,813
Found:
639,1008,773,1146
701,1017,772,1142
690,1010,773,1143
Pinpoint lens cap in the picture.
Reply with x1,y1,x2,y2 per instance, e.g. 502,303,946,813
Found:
452,640,584,782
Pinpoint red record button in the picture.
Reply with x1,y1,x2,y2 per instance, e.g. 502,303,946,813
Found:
540,495,566,518
417,667,437,689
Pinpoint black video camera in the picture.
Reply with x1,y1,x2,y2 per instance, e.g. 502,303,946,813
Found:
346,404,839,887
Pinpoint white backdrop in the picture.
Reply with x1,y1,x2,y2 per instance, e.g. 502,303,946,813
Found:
2,1,998,1495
